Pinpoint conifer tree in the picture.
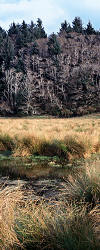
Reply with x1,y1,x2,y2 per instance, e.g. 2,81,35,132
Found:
30,41,39,55
60,20,72,33
86,21,95,35
29,21,35,41
72,17,83,33
8,22,19,36
48,33,61,57
34,18,47,39
3,37,15,69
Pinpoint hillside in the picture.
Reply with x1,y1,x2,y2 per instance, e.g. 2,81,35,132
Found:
0,19,100,116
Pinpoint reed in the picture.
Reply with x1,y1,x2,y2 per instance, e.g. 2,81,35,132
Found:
0,162,99,249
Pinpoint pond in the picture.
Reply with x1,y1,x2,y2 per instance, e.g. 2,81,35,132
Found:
0,151,81,201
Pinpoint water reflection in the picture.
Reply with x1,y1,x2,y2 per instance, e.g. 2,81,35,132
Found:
0,153,78,180
0,152,83,201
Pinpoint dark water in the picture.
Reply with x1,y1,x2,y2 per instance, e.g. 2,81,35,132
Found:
0,151,82,201
0,151,79,180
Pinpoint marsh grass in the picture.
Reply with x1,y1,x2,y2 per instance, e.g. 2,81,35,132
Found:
0,187,22,249
0,114,100,160
0,133,99,162
0,134,14,151
0,115,100,249
0,162,100,250
15,201,99,250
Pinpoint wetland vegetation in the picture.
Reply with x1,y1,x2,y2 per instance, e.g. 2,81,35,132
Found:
0,115,100,249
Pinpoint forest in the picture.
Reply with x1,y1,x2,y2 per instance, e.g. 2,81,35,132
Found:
0,17,100,116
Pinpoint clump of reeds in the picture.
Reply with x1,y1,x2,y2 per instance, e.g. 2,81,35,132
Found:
0,187,22,249
0,134,14,151
13,135,41,156
0,192,99,250
0,162,99,250
15,200,99,250
1,124,100,161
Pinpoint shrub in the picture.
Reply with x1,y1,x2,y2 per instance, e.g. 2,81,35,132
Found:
39,140,68,158
64,136,85,160
0,134,14,151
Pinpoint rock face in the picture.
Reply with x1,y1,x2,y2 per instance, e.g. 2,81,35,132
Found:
1,32,100,117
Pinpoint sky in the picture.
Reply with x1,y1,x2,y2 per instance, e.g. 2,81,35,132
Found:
0,0,100,34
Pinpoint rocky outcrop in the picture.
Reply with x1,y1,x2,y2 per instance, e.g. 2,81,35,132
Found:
1,32,100,117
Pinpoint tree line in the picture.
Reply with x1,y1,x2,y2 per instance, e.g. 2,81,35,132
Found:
0,17,99,115
0,17,98,69
60,17,97,35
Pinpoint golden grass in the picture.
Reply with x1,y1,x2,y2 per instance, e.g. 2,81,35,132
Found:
0,115,100,249
0,115,100,140
0,187,22,249
1,114,100,159
0,162,99,249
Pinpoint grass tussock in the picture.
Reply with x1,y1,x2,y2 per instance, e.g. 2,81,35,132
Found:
1,114,100,160
0,187,22,249
0,163,100,250
0,192,99,250
0,134,14,151
0,115,100,249
13,135,42,157
0,132,100,162
15,201,99,250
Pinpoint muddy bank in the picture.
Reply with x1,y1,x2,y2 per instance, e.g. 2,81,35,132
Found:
0,176,67,203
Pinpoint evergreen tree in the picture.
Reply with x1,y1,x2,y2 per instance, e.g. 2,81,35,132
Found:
86,21,95,35
16,31,24,49
0,31,4,67
0,33,4,49
37,18,42,28
21,20,29,44
48,33,61,57
29,21,35,42
30,21,35,30
72,17,83,33
0,67,6,101
34,18,47,39
0,26,6,38
60,20,72,33
3,37,15,69
15,57,26,73
30,41,39,55
8,22,19,36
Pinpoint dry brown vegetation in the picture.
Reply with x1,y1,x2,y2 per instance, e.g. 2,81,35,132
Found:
0,114,100,249
0,114,100,160
0,162,100,250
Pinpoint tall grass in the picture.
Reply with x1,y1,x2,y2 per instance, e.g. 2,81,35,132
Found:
0,115,100,160
0,163,99,249
0,115,100,249
15,201,99,250
0,134,14,151
0,132,100,162
0,187,21,249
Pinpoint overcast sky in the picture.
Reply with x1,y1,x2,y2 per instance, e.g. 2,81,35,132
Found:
0,0,100,34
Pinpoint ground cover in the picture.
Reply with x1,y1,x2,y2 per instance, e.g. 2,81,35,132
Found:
0,114,100,249
1,114,100,160
0,156,99,249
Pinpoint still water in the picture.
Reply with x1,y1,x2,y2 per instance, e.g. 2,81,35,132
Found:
0,151,81,201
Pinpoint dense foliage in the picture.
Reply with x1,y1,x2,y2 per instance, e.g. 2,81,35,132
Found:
0,17,99,116
0,17,98,72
